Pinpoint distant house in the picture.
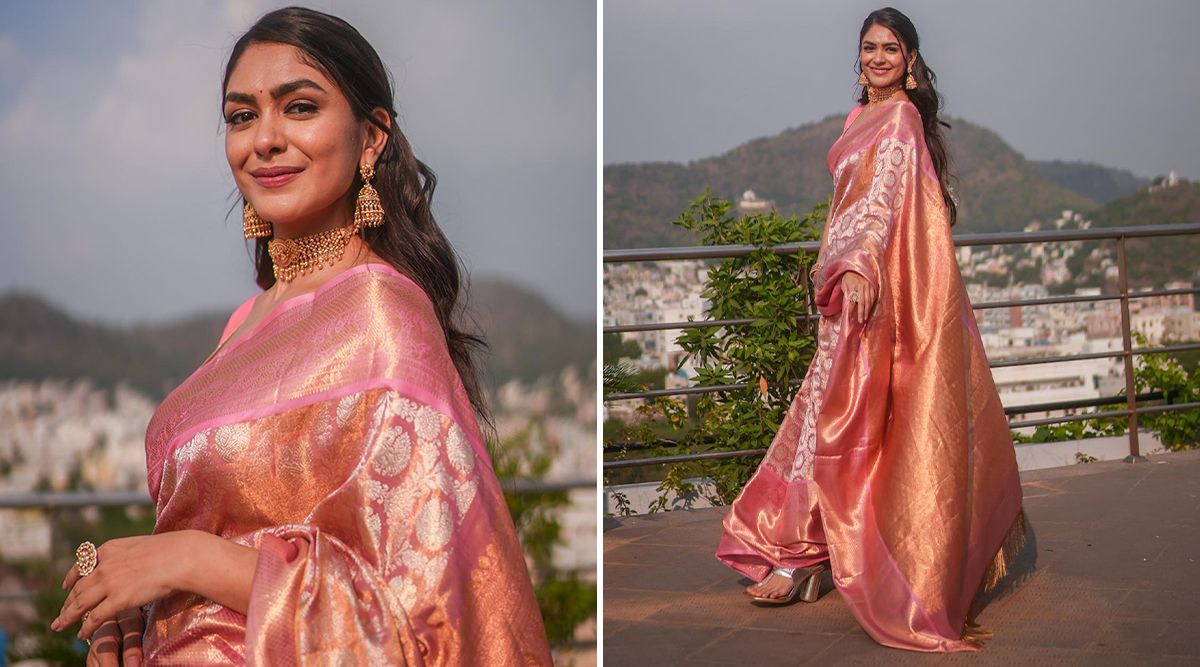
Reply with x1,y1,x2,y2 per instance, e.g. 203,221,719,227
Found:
737,190,774,216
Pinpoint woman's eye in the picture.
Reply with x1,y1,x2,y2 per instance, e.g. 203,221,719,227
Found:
287,101,318,115
226,110,255,125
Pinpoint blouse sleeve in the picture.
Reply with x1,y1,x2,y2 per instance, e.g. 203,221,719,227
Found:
814,134,918,317
240,390,551,666
218,295,257,346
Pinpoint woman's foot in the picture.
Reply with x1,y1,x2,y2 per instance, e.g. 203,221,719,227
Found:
745,563,826,605
745,571,795,600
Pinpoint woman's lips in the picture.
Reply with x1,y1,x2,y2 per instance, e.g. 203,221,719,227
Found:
250,166,303,188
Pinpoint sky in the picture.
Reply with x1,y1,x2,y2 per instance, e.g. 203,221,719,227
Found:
0,0,596,323
605,0,1200,182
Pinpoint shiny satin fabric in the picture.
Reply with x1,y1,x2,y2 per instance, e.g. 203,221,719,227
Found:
142,264,552,665
716,98,1026,652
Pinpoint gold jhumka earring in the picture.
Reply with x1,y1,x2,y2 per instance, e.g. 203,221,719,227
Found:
858,70,869,86
353,163,385,232
243,201,272,238
905,62,917,90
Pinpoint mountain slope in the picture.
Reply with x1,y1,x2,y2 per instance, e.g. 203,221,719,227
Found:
0,280,593,400
604,114,1098,248
1088,181,1200,287
1032,160,1149,205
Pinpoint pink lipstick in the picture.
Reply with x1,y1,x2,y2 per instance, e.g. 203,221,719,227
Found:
251,166,303,188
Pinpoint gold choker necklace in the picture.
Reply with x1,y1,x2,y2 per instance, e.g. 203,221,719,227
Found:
267,225,355,283
867,83,902,104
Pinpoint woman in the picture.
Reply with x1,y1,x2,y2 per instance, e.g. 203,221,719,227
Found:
50,8,552,665
715,7,1027,653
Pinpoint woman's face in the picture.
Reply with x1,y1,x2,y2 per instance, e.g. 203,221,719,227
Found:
223,42,379,234
859,24,911,89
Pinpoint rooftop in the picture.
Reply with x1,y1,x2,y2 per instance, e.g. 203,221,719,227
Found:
604,448,1200,665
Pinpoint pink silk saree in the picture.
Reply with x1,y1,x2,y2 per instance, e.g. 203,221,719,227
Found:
716,97,1027,652
141,263,552,665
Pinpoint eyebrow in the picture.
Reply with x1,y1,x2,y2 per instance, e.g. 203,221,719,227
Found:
224,78,328,105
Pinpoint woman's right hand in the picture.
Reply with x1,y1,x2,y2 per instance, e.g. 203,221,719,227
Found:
86,608,143,667
840,270,875,324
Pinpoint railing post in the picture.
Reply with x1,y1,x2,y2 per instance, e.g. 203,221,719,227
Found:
1117,236,1147,463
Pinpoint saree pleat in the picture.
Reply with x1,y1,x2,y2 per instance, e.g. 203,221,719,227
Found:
716,98,1026,652
142,264,552,665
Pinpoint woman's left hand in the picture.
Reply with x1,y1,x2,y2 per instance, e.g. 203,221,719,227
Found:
51,531,196,642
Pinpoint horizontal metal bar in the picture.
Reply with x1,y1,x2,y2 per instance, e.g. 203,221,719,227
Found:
605,242,816,263
605,290,1200,333
1137,342,1200,356
604,394,1165,452
603,402,1200,470
1008,400,1200,429
1003,392,1163,415
499,478,596,494
606,382,749,401
0,491,153,509
974,287,1200,311
973,293,1122,310
950,223,1200,247
993,342,1200,368
604,448,769,470
1007,410,1133,429
603,223,1200,263
604,314,816,335
988,350,1125,368
991,343,1200,369
607,342,1200,400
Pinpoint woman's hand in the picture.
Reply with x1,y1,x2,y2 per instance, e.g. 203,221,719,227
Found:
840,270,875,324
85,608,144,667
51,531,195,645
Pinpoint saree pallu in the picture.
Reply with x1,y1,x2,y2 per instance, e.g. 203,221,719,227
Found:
716,98,1027,652
141,264,552,665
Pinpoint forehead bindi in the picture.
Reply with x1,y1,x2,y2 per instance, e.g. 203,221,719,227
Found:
226,42,334,100
862,25,902,49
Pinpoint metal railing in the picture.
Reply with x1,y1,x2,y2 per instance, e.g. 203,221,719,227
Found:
0,480,596,602
603,223,1200,470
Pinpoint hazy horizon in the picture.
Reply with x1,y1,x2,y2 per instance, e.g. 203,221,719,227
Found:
605,0,1200,181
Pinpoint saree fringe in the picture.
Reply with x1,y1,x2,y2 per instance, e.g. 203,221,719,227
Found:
961,507,1029,646
981,507,1028,593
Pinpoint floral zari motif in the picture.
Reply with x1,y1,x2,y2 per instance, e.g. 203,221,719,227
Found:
717,99,1026,653
143,265,552,666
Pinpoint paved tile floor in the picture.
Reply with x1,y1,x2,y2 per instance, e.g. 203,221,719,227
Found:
604,449,1200,665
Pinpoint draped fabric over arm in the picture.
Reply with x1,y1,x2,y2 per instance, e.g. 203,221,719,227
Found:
717,98,1026,653
142,264,552,666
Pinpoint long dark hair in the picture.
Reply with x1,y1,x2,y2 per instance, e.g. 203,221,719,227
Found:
223,7,491,427
855,7,957,226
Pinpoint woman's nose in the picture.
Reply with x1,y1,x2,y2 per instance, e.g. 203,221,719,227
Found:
254,113,285,157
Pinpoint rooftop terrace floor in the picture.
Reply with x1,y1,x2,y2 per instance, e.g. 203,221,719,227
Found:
604,448,1200,665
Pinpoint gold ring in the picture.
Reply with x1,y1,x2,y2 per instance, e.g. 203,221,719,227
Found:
75,541,98,577
850,292,861,302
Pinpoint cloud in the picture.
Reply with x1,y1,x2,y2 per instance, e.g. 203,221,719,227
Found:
0,0,596,322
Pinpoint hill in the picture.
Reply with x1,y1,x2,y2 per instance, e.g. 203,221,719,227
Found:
0,279,593,401
468,279,595,386
604,114,1098,248
1031,160,1149,205
1088,180,1200,288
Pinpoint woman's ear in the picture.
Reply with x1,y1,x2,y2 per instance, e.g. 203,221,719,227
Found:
908,49,918,68
361,108,392,168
